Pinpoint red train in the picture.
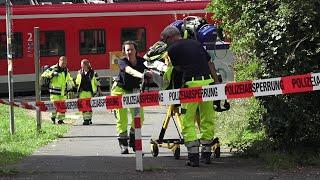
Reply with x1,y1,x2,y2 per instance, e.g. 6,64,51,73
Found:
0,1,232,94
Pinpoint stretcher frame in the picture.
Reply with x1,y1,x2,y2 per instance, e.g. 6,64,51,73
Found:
149,104,221,159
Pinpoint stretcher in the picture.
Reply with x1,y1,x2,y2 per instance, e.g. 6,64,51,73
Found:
149,104,222,159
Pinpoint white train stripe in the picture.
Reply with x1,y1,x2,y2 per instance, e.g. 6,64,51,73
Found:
0,69,115,84
0,10,205,20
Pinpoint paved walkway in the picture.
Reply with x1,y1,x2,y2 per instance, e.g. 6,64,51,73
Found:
2,107,320,180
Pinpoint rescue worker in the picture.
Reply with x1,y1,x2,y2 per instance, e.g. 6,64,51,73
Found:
75,59,102,125
41,56,75,124
161,26,220,167
111,40,152,154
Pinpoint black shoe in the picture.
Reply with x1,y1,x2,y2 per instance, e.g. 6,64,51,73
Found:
118,138,129,154
129,131,135,152
200,152,212,164
51,117,56,124
120,146,129,154
83,120,90,125
57,120,64,124
186,153,199,167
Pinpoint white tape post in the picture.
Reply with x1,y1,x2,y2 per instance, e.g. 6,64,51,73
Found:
133,107,143,171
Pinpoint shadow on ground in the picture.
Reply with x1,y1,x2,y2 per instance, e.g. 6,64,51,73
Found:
0,155,282,180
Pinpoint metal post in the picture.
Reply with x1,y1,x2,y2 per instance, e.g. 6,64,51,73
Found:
6,0,14,135
109,76,113,95
34,27,41,131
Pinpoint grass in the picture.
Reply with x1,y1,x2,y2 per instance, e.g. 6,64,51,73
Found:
261,151,296,170
214,98,265,149
214,99,320,170
260,147,320,170
0,104,70,168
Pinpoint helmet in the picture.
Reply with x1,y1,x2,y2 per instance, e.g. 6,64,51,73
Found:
170,20,184,32
197,24,217,50
182,16,207,31
182,16,207,39
169,16,217,49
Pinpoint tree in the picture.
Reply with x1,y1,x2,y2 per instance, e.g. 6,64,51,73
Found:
208,0,320,150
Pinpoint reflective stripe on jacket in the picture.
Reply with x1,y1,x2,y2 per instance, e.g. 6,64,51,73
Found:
41,64,74,96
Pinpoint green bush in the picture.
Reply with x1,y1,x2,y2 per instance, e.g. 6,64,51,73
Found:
209,0,320,151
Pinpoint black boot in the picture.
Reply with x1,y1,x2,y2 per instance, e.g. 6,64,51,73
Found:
129,131,135,152
51,117,56,124
200,152,212,164
118,138,129,154
57,120,64,124
186,153,199,167
83,120,90,125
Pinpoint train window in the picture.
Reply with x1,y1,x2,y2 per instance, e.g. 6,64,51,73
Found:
79,29,106,55
0,32,23,59
40,31,65,57
121,28,146,52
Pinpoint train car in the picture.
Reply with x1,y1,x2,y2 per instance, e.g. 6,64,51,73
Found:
0,0,233,94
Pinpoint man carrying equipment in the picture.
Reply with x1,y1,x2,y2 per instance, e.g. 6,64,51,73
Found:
161,26,219,167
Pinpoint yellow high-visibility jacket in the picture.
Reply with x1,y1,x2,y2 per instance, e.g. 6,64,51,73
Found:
41,64,74,96
75,69,101,94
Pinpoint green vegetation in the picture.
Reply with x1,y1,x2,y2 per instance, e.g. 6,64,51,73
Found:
0,104,69,168
215,98,266,150
209,0,320,169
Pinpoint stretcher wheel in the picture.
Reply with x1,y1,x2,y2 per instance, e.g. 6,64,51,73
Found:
151,143,159,157
173,146,180,159
214,146,220,158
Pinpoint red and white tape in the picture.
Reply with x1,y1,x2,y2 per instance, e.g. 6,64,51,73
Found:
1,72,319,171
0,98,39,110
1,72,319,112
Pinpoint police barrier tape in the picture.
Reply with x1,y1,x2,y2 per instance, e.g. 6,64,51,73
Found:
0,72,320,112
1,72,319,172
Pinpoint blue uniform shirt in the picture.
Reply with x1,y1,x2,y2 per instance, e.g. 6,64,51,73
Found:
168,39,211,81
116,56,147,91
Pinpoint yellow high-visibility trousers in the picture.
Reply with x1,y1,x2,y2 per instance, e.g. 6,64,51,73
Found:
79,91,93,120
111,83,144,136
50,94,66,121
180,78,215,143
